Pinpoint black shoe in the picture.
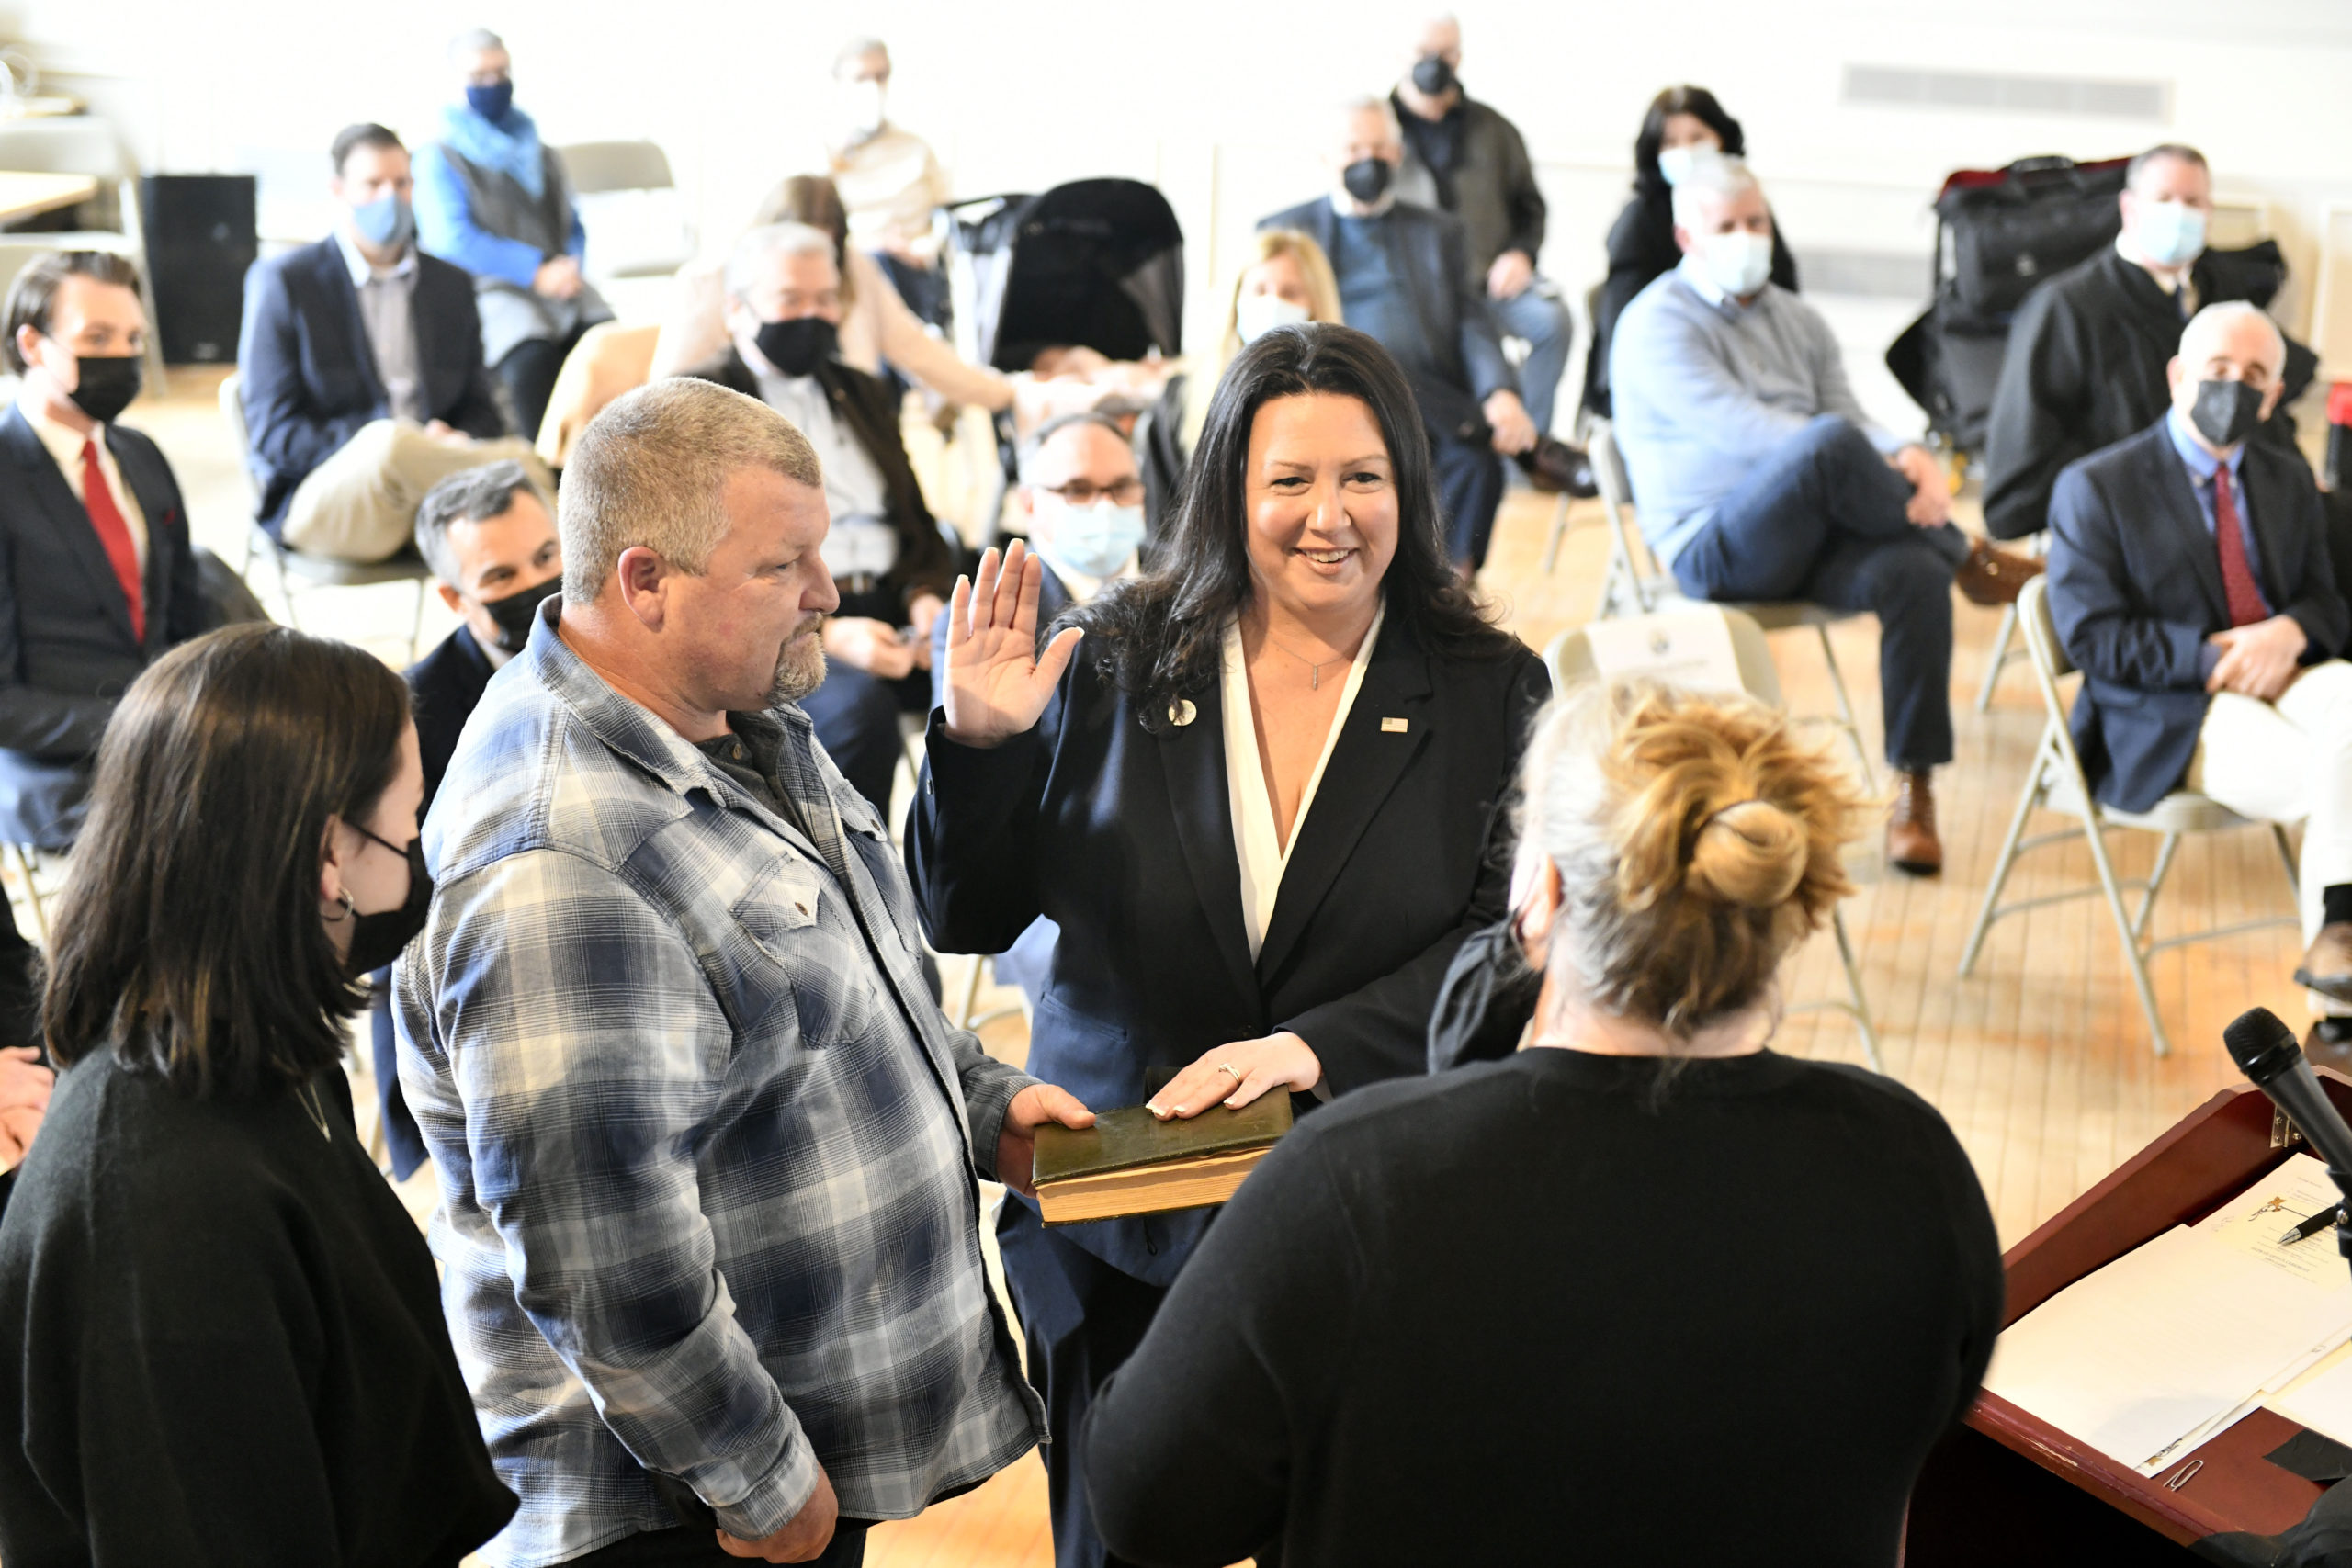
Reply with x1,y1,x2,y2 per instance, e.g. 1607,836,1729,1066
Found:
1514,437,1598,499
2307,1016,2352,1069
2297,922,2352,1003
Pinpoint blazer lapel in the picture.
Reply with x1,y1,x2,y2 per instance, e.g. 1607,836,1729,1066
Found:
2240,452,2303,614
316,239,387,405
1254,624,1436,984
0,408,138,646
1154,678,1261,1007
2151,434,2230,626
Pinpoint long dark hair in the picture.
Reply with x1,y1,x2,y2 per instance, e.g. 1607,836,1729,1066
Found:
44,623,413,1097
1073,321,1511,722
1634,85,1748,197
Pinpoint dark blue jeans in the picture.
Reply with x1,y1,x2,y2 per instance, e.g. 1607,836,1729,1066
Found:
1431,425,1505,570
1670,415,1967,772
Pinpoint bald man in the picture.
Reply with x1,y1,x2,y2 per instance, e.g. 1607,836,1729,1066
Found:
2048,301,2352,1054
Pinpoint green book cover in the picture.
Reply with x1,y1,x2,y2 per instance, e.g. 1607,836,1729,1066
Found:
1033,1095,1294,1186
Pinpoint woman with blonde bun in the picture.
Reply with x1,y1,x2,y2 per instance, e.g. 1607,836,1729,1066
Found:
1081,682,2003,1568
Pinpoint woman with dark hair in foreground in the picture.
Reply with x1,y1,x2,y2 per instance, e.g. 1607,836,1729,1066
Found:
910,321,1549,1568
0,623,514,1566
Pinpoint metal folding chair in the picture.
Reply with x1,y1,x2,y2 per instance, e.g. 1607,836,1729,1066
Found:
1973,533,2049,713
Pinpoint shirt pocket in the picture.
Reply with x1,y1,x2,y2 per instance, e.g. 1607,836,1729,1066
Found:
831,777,923,955
706,856,839,1044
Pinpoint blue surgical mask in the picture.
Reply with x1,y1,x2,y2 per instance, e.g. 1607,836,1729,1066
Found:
1236,292,1311,344
2135,200,2208,269
1039,497,1146,580
1657,145,1715,187
1700,230,1774,299
351,192,414,249
466,81,514,122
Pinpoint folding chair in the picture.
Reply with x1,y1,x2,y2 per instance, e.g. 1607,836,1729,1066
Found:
1586,418,1878,794
0,118,167,386
1973,533,2048,713
1957,576,2299,1057
1544,606,1884,1072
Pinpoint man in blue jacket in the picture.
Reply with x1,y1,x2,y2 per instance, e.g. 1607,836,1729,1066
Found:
237,122,548,562
2048,301,2352,1052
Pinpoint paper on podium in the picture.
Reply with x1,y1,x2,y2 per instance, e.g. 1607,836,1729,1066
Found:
1985,1156,2352,1476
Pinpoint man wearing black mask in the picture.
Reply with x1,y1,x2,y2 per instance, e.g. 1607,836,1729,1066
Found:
2047,301,2352,1056
1261,96,1535,572
683,220,955,818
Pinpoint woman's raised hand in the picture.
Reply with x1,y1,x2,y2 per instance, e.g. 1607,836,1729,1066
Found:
941,540,1085,748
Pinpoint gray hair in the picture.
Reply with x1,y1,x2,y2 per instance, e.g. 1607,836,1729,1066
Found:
834,37,888,75
560,378,821,605
1339,93,1404,145
2128,142,2209,192
1017,412,1133,487
1670,152,1760,231
725,222,841,303
2180,299,2287,378
448,27,503,60
413,460,545,586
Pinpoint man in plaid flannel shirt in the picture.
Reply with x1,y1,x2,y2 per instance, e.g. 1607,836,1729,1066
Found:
396,378,1093,1567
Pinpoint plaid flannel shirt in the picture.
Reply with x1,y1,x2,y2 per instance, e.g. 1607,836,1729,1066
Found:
395,607,1043,1568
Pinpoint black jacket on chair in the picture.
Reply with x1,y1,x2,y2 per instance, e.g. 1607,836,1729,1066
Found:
909,611,1548,1283
236,237,508,533
2047,418,2348,815
0,407,205,848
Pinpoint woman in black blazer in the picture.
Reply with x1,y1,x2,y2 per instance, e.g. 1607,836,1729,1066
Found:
909,322,1547,1568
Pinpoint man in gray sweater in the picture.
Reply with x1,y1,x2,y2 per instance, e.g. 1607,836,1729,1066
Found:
1611,155,2039,874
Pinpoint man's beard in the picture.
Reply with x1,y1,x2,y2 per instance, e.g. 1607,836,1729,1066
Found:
768,616,828,705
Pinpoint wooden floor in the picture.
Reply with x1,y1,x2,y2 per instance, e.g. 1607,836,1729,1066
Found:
113,365,2322,1566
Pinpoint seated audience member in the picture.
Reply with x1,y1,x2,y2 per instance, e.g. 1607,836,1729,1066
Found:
397,378,1088,1567
1,252,205,853
1610,154,2038,875
1586,85,1798,422
239,121,550,563
0,623,515,1564
415,28,612,442
828,38,953,331
2049,303,2352,1055
1390,13,1575,438
1986,142,2317,543
1082,682,2003,1568
1261,96,1537,572
684,221,956,818
363,460,560,1179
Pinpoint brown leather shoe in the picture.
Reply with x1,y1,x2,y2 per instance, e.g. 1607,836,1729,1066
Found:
1513,437,1599,499
1953,536,2044,607
1887,770,1943,876
2297,923,2352,1002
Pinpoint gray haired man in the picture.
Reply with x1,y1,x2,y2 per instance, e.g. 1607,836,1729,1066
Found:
398,378,1091,1567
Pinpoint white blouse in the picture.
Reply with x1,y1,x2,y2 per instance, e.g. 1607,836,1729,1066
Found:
1219,602,1385,962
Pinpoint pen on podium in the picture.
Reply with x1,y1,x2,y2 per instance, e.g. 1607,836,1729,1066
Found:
2280,1205,2348,1246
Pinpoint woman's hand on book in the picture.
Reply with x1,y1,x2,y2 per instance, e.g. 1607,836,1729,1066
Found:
1150,1032,1320,1121
997,1082,1098,1196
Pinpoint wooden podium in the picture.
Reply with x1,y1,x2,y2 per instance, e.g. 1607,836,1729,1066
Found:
1905,1071,2352,1564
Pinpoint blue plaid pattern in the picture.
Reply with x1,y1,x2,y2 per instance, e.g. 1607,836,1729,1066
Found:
396,611,1043,1568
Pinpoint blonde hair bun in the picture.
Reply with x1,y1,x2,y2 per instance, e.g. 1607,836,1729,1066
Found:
1688,799,1808,909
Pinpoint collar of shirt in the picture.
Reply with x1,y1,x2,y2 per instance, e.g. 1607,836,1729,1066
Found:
1329,189,1398,221
2165,404,2246,488
333,224,419,289
1027,540,1134,604
22,397,106,472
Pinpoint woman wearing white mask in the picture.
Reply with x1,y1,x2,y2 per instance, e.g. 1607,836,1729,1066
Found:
1585,85,1798,420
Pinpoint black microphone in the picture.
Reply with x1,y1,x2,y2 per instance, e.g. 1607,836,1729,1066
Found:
2224,1006,2352,1179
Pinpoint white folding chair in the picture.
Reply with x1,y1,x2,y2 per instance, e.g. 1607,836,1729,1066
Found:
1957,575,2299,1057
1544,608,1885,1073
1586,418,1878,794
1973,533,2049,713
560,141,695,282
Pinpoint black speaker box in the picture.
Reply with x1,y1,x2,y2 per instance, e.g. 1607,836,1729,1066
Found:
139,175,256,365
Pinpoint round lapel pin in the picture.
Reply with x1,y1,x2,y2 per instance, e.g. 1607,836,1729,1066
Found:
1167,698,1197,728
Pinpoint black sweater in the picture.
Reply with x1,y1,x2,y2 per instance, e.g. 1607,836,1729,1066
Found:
0,1048,515,1566
1082,1047,2003,1567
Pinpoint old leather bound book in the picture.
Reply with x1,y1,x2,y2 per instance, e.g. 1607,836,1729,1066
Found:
1032,1095,1294,1224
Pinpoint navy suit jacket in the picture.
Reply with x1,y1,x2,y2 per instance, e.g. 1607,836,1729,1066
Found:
2047,419,2349,813
909,611,1547,1282
236,237,507,529
0,406,205,845
1258,196,1516,435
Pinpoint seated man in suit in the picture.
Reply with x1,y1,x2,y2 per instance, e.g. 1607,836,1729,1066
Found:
238,122,550,564
685,220,956,818
364,458,562,1177
1611,153,2037,877
2050,302,2352,1055
1,251,205,852
1985,142,2317,544
1260,96,1538,572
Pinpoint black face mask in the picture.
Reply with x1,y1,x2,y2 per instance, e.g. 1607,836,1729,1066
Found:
1410,55,1456,96
754,316,838,378
62,353,142,425
480,576,560,654
2189,378,2266,449
1425,917,1546,1073
344,826,434,976
1341,157,1394,204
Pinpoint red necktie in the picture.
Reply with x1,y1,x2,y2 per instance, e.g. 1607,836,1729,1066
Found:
2213,465,2267,629
78,438,144,643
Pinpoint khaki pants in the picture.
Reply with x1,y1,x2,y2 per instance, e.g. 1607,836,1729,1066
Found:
279,422,554,563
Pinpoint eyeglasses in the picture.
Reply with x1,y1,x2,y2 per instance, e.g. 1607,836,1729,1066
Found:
1040,479,1143,507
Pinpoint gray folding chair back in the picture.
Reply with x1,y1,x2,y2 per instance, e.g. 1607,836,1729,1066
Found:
1957,575,2298,1056
560,141,694,282
0,119,166,384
